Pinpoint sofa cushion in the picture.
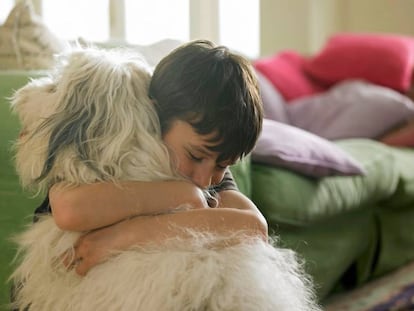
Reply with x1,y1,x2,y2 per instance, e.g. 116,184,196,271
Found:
0,1,67,70
252,119,365,178
252,139,399,225
287,80,414,140
304,33,414,92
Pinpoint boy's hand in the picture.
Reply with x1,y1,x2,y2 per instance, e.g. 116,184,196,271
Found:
64,219,136,276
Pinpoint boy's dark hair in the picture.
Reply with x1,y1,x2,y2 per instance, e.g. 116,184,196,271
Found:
149,39,263,162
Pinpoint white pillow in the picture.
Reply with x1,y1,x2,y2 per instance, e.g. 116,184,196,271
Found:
0,1,67,70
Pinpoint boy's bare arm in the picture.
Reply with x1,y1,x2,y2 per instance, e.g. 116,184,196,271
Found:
217,189,268,232
72,205,268,276
49,181,208,231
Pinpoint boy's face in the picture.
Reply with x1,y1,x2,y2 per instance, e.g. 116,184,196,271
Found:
162,120,234,189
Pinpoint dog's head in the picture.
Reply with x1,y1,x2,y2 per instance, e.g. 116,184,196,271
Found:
12,47,176,193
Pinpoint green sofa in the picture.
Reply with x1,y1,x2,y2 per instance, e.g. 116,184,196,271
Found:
1,70,414,308
0,71,46,307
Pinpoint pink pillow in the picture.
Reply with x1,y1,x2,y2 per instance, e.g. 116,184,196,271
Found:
304,33,414,92
380,121,414,147
254,51,324,101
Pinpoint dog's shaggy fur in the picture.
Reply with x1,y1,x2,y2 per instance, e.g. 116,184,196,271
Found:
10,47,321,311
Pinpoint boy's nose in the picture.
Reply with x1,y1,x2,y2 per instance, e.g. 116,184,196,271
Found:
192,167,212,189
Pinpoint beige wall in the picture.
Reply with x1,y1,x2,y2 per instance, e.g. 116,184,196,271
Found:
260,0,414,57
343,0,414,35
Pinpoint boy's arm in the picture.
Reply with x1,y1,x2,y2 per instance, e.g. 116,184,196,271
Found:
217,189,268,232
49,181,208,231
72,202,268,276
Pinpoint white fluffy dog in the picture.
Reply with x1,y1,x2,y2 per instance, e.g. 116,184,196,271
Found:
10,47,321,311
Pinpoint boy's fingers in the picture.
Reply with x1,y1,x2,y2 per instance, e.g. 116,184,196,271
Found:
60,250,73,268
59,248,82,271
75,259,88,276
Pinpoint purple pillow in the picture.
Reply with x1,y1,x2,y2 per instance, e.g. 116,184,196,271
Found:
256,71,290,123
287,80,414,140
252,119,365,178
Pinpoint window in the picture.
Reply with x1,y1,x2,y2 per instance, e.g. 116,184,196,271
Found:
219,0,259,58
1,0,260,56
0,0,15,24
125,0,189,45
42,0,109,42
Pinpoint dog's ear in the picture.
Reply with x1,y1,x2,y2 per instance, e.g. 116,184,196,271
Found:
11,77,56,131
11,77,59,192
